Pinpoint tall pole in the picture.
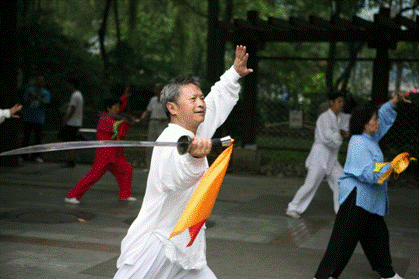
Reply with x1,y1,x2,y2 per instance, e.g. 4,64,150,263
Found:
241,43,258,147
0,0,19,167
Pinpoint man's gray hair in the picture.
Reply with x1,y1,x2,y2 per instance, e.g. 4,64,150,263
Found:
160,76,200,118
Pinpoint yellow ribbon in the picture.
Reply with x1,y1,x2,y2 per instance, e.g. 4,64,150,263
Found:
112,120,125,140
170,140,234,246
374,152,417,184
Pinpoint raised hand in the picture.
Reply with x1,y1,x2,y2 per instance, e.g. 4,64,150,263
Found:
9,104,22,118
233,45,254,77
396,91,411,104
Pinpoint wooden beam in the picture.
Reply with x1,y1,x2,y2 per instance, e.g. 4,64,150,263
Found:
289,16,325,31
352,15,377,30
374,13,401,30
268,17,299,31
258,56,419,62
331,15,358,30
309,15,344,30
394,14,419,30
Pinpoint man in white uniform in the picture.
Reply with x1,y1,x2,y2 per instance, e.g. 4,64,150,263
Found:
138,83,169,170
60,78,84,168
286,91,350,218
114,45,253,279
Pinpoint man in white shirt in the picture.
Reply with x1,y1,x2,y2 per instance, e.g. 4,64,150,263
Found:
60,78,84,168
114,45,253,279
138,83,169,170
286,91,350,218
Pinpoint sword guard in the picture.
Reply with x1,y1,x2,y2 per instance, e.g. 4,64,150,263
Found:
177,135,192,155
176,135,232,155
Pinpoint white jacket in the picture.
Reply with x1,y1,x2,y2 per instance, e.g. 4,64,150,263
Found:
0,109,11,124
305,109,349,175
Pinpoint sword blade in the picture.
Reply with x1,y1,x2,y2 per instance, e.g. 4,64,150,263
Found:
0,140,179,157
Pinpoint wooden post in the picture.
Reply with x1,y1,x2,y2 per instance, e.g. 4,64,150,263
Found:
206,0,225,84
371,44,391,105
0,0,19,167
241,43,258,147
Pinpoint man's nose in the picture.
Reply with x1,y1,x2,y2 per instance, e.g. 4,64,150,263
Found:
197,99,205,107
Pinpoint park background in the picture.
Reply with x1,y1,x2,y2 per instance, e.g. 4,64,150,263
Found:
0,0,417,185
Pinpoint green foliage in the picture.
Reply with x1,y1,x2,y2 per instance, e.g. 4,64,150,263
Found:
14,0,419,122
17,10,105,108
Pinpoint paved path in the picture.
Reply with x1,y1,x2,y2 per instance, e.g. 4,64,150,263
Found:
0,162,418,278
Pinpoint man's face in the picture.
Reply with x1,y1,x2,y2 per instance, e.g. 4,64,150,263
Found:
330,96,345,113
169,83,206,132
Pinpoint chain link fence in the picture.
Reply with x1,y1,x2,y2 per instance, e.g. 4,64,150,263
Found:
216,92,418,183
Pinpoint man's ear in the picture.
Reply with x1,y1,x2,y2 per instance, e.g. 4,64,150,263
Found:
166,102,177,117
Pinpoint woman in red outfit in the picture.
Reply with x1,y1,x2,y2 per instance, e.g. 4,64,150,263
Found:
65,97,136,204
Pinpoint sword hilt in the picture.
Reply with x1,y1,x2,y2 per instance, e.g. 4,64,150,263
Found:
177,136,232,155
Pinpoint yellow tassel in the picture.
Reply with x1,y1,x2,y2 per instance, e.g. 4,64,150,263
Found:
376,152,417,184
373,162,389,173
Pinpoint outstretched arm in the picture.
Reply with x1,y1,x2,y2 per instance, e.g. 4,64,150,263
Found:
198,45,253,137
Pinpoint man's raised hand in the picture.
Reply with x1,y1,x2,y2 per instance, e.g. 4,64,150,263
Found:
233,45,253,77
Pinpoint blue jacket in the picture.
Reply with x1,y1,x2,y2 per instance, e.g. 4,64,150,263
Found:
338,101,397,216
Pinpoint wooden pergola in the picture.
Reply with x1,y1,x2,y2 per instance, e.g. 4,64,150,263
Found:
214,7,418,146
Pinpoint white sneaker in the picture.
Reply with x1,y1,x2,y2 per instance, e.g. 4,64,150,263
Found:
120,197,137,202
35,157,44,163
382,274,404,279
65,197,80,204
286,209,301,219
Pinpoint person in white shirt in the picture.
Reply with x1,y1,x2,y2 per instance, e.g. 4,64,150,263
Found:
114,45,253,279
138,83,169,170
286,91,350,219
0,104,22,124
60,78,84,168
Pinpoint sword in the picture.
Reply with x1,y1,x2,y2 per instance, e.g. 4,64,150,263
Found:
0,136,232,156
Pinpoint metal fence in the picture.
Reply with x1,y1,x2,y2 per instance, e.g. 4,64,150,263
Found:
216,93,419,180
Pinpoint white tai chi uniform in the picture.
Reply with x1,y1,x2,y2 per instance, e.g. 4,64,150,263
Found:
0,109,11,125
287,109,349,214
114,66,242,279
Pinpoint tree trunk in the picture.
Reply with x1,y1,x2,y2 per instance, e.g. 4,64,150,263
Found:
206,0,224,84
326,41,336,92
395,62,402,93
99,0,113,80
127,0,138,45
0,0,19,167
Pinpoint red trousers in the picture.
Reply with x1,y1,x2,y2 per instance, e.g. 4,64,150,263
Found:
67,154,133,200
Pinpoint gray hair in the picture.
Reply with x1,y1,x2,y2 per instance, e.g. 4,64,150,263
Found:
160,76,200,118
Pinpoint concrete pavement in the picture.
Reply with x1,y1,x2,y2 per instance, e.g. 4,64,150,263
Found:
0,161,418,278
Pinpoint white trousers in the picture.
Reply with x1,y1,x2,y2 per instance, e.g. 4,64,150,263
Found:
287,162,343,214
114,235,216,279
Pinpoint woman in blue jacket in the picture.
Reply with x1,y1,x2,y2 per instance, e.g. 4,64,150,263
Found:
313,92,411,279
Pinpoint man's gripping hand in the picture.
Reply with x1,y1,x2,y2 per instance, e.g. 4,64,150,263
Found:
188,137,212,158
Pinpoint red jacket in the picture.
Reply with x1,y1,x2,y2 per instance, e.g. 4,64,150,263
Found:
95,113,129,163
